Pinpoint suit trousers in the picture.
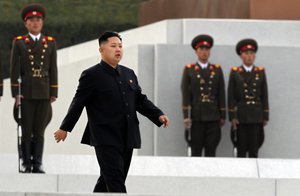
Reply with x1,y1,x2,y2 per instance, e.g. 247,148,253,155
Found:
237,123,261,158
93,146,133,193
191,121,221,157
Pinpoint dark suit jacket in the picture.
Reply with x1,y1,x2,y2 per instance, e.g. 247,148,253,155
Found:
181,63,226,122
10,34,58,99
0,50,3,96
60,60,164,148
228,65,269,123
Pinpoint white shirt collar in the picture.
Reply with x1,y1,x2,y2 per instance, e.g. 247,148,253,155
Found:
29,33,41,41
198,61,209,69
243,65,254,72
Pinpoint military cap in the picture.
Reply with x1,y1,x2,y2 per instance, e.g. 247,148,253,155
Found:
21,3,45,21
236,38,258,55
191,34,214,50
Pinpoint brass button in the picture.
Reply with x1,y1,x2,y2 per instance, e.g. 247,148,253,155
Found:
28,49,32,52
31,62,34,65
29,55,34,60
41,55,44,59
41,62,44,65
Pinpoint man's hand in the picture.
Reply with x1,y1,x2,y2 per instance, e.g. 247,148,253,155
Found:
50,96,57,103
54,129,68,143
231,118,239,130
15,95,23,107
159,115,170,128
184,118,192,129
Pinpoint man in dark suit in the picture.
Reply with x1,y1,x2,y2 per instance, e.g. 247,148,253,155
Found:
10,3,58,173
54,31,169,193
0,49,3,99
228,38,269,158
181,34,226,157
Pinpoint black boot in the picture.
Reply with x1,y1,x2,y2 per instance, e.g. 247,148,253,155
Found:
31,141,45,173
20,141,32,173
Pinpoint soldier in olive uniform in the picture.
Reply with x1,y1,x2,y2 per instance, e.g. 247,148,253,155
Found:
0,49,3,99
228,38,269,158
10,3,58,173
181,34,226,157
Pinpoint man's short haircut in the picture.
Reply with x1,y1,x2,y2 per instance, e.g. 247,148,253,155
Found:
98,31,122,46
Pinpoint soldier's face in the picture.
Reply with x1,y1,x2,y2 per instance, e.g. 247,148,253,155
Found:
99,36,123,66
240,50,256,66
24,17,43,35
195,47,210,63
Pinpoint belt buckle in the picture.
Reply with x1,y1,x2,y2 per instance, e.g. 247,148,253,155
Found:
32,69,42,78
201,95,210,103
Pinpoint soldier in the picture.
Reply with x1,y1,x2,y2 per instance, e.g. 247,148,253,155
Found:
181,34,226,157
228,38,269,158
0,49,3,100
10,3,58,173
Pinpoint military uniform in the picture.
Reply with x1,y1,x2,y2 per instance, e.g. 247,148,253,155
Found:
228,39,269,158
181,34,226,157
10,3,58,173
0,50,3,97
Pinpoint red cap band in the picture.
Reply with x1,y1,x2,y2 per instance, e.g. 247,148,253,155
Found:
24,11,43,20
195,41,211,49
240,44,255,53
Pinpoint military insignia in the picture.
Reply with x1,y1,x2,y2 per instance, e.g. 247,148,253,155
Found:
200,87,203,91
210,75,214,78
41,55,44,59
200,79,205,84
44,44,48,48
214,64,221,69
211,71,215,76
28,49,32,52
243,83,248,87
25,38,30,44
29,55,34,60
31,62,34,65
42,49,46,53
44,36,56,42
185,64,192,69
194,66,200,71
231,67,238,72
197,74,200,78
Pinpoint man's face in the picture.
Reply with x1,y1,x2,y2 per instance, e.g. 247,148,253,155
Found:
99,36,123,66
24,17,43,35
195,47,210,63
240,50,256,66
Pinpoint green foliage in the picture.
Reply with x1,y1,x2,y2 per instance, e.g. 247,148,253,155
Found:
0,0,145,78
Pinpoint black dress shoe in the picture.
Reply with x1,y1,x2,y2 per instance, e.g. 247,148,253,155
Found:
20,165,31,173
32,166,45,173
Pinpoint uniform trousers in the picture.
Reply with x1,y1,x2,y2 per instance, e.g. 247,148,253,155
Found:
237,123,261,158
191,121,221,157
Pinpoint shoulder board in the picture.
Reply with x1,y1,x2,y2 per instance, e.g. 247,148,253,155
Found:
14,36,26,40
44,36,56,42
258,66,265,71
231,66,239,72
185,64,195,69
213,64,221,69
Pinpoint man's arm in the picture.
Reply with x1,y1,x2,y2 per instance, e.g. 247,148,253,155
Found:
59,70,95,133
218,68,226,122
49,39,58,102
0,49,3,97
261,69,269,123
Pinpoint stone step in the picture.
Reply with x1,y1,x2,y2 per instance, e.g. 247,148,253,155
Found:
0,174,300,196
